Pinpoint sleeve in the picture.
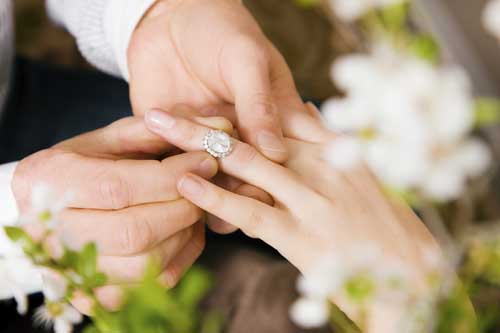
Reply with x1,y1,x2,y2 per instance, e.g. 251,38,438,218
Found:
0,162,42,300
45,0,158,80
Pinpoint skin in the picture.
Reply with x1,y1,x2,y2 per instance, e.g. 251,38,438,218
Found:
14,0,308,308
12,117,221,312
13,114,274,313
128,0,326,162
144,105,445,332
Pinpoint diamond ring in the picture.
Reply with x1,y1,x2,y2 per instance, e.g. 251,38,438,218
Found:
203,130,233,158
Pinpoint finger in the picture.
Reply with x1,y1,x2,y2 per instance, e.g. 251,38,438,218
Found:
197,101,329,144
164,105,235,133
159,222,206,288
54,116,173,159
199,104,238,125
72,286,123,315
222,41,288,162
97,227,194,283
177,173,291,246
57,199,202,256
145,110,317,208
14,150,218,211
207,182,274,234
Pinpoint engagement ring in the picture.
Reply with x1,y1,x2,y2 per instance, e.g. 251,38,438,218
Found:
203,130,233,158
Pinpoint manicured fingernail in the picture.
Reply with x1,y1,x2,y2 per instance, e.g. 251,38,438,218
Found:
197,157,217,175
145,109,176,132
257,131,287,153
178,175,205,197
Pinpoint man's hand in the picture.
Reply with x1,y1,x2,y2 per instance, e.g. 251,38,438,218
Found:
128,0,325,163
12,117,219,312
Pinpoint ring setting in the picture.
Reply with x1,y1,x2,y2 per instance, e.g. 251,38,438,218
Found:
203,130,233,158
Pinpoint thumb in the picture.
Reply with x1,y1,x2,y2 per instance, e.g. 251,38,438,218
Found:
223,40,288,163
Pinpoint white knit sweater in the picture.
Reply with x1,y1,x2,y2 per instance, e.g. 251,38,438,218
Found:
0,0,157,299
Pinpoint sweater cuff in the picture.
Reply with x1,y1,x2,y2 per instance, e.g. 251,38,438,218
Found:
46,0,158,80
105,0,159,81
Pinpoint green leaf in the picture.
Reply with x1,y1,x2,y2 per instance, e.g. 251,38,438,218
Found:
59,247,80,270
379,2,410,31
3,226,46,260
4,226,30,242
176,267,214,308
437,285,479,333
79,243,98,278
200,311,225,333
474,98,500,127
409,34,440,64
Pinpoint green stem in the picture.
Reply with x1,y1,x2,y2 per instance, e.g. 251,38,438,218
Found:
329,305,361,333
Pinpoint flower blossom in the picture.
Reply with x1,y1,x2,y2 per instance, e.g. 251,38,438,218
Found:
323,44,491,202
483,0,500,40
291,244,411,328
20,183,70,230
34,302,83,333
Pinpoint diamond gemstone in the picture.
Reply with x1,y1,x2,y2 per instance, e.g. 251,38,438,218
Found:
204,130,233,158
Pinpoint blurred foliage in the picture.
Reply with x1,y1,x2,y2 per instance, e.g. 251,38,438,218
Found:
85,266,218,333
293,0,321,8
475,98,500,127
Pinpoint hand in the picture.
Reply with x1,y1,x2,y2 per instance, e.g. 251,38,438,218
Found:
128,0,326,162
144,107,443,331
12,117,219,312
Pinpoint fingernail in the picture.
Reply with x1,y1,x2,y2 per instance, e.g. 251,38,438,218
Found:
257,131,287,153
197,157,217,175
178,175,205,197
145,109,176,131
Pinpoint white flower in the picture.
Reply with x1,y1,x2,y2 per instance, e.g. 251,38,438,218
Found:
289,297,330,328
23,183,70,229
0,255,42,315
483,0,500,39
35,303,82,333
455,138,492,177
322,43,491,202
329,0,405,21
42,271,68,302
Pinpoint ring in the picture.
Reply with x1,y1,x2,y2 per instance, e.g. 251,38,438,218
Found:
203,130,233,158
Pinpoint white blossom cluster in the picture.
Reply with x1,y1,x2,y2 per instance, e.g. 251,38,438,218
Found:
290,244,413,329
329,0,405,21
483,0,500,40
322,44,491,202
0,184,80,333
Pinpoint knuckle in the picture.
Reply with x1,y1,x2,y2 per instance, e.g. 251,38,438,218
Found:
120,213,154,254
97,171,130,210
191,231,206,254
242,209,266,238
203,189,224,212
250,92,276,120
12,149,65,211
230,142,259,169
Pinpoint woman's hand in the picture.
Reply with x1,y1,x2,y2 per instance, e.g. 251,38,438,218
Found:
144,106,444,330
